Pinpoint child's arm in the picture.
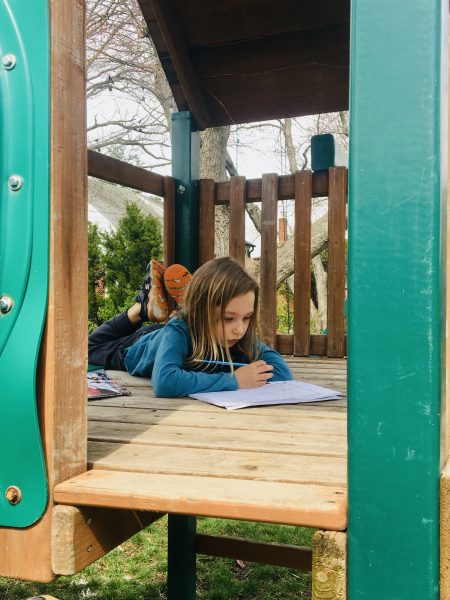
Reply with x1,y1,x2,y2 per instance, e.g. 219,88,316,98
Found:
256,342,293,381
152,320,239,397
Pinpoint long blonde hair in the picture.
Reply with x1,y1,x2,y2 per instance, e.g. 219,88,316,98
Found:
178,257,260,368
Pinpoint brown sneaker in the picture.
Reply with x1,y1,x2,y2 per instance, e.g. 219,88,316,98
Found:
147,259,169,322
163,264,192,307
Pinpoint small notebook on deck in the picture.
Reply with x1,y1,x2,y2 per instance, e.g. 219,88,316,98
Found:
87,369,131,400
189,380,341,410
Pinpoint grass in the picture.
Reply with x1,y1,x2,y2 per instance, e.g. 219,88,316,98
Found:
0,517,313,599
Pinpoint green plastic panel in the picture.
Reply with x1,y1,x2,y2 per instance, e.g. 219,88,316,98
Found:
172,112,200,272
348,0,446,598
0,0,49,527
311,133,348,172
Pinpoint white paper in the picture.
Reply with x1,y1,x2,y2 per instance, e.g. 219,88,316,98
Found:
189,380,341,410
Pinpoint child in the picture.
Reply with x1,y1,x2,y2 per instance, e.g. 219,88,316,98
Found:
88,256,293,397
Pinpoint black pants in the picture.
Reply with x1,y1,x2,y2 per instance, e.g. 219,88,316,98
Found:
88,311,163,370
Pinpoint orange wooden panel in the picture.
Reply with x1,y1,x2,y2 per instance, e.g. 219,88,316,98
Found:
229,176,246,264
260,174,278,347
293,170,312,356
327,168,347,357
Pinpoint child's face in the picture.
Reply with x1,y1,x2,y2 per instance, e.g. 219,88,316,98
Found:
215,291,255,348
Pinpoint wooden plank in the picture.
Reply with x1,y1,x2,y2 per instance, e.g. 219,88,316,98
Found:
87,405,346,435
276,333,345,356
260,174,278,346
312,531,346,600
294,170,312,356
215,171,329,203
196,534,312,570
87,422,347,457
327,168,347,357
163,176,176,266
0,0,87,583
139,0,210,130
54,470,347,530
87,441,347,486
441,459,450,599
229,176,246,264
88,150,164,196
52,505,160,575
198,179,215,264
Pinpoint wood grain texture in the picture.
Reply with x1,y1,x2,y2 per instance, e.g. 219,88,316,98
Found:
52,505,160,575
54,470,347,530
88,150,164,196
229,176,246,263
198,179,215,264
327,168,347,357
312,530,347,600
0,0,87,582
260,174,278,346
294,170,312,356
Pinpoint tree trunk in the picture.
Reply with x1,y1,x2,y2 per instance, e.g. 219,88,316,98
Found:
200,126,230,257
312,254,327,332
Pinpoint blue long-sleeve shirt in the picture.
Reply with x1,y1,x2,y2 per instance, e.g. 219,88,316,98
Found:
123,318,293,397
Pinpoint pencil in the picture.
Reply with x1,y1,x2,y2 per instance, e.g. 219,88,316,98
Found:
200,359,247,367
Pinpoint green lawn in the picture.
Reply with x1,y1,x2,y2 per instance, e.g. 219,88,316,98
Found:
0,517,313,599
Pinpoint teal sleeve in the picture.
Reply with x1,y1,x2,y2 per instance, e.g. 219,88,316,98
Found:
152,321,238,397
257,342,293,381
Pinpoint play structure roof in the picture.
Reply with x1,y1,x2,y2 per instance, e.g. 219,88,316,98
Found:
139,0,350,130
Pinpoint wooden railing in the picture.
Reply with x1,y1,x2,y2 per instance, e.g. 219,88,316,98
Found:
88,151,347,358
198,169,348,358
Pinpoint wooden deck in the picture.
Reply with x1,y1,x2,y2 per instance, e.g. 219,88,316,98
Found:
54,357,347,531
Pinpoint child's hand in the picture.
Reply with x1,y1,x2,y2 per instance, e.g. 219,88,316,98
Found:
235,360,274,389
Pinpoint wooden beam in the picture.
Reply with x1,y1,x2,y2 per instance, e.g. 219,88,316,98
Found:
88,150,164,196
52,505,161,575
196,534,312,570
215,171,329,204
138,0,210,130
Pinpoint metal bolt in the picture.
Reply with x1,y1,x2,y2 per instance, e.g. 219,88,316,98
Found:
177,184,185,194
5,486,22,505
87,545,93,553
8,175,23,191
86,517,93,525
0,295,13,314
2,54,16,70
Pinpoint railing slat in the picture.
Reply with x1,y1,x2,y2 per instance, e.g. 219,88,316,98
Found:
229,176,246,264
327,167,347,357
163,176,176,267
293,171,312,356
260,174,278,347
199,179,216,265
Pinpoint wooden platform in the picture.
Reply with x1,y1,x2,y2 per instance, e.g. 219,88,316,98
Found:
54,357,347,530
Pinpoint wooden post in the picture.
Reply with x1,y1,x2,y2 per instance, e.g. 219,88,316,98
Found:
229,176,246,264
312,531,346,600
260,173,278,347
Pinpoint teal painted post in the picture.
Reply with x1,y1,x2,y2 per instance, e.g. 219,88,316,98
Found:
167,111,200,599
171,111,200,272
0,0,49,527
168,514,197,600
348,1,446,598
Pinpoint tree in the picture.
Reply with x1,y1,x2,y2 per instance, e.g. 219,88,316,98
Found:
101,203,162,317
88,222,106,329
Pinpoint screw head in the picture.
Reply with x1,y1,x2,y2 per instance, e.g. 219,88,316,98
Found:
2,54,16,70
177,184,186,194
5,486,22,505
0,295,13,314
8,175,23,191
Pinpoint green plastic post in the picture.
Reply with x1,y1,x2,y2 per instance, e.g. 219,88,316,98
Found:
0,0,49,527
348,0,446,598
171,111,200,272
167,111,200,598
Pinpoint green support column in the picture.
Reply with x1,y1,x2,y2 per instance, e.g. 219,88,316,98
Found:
348,1,446,598
172,111,200,272
167,111,200,599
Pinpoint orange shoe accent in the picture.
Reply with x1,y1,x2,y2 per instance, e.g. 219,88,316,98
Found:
147,259,169,322
163,264,192,306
